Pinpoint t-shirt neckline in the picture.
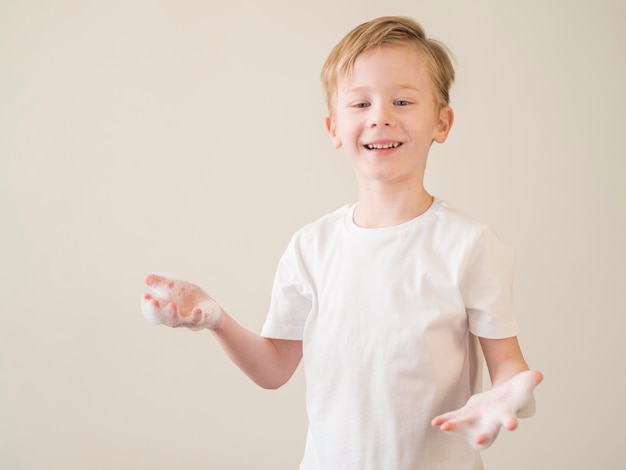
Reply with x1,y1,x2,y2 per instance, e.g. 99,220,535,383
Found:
344,197,441,236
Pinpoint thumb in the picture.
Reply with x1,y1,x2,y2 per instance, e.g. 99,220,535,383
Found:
144,272,177,296
509,370,543,418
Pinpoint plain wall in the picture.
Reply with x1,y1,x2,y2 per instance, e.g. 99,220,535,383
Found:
1,0,624,468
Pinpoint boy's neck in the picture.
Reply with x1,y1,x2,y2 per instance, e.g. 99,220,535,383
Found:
353,184,434,228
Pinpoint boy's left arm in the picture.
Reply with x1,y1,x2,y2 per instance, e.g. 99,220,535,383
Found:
431,336,543,449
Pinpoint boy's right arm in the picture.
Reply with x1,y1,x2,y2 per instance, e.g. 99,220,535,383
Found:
141,273,302,389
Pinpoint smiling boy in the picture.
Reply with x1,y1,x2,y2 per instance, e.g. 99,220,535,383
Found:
142,16,542,469
324,40,452,227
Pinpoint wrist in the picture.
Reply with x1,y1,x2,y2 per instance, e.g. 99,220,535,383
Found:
208,306,226,332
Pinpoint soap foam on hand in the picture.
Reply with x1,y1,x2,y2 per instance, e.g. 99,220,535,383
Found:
140,273,222,331
431,370,543,450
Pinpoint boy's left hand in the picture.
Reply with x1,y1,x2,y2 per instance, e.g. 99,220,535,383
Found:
431,369,543,450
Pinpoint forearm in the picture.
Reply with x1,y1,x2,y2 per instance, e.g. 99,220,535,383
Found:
488,357,529,387
211,310,302,390
479,336,529,387
141,273,302,389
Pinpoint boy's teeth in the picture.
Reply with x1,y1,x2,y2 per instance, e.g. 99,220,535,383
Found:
367,142,400,149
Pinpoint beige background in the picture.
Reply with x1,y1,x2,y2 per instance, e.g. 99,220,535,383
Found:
1,0,624,468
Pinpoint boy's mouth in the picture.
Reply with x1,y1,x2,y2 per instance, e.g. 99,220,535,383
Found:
364,141,402,150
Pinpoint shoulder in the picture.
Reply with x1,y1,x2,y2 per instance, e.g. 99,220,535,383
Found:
433,199,485,228
290,204,352,245
275,204,353,270
430,199,490,241
427,199,514,266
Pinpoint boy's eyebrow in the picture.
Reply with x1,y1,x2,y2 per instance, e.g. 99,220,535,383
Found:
396,84,422,93
344,84,422,94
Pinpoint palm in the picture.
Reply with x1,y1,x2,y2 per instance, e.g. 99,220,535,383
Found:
431,370,543,449
141,273,221,330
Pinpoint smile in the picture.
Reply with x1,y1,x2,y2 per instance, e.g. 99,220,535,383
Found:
365,142,402,150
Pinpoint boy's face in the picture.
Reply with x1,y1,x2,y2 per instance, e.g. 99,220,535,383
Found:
326,44,453,188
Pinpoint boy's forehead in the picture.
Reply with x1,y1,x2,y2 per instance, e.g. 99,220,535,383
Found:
337,44,432,92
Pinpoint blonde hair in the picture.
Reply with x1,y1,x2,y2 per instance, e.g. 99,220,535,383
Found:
321,16,455,112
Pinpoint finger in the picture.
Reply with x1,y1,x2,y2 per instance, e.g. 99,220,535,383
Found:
507,370,543,416
144,273,164,286
431,416,445,426
513,369,543,391
439,412,476,431
474,425,500,450
164,302,180,327
472,433,495,450
501,412,518,431
191,308,204,325
474,412,503,449
431,408,459,427
440,421,456,432
525,370,543,391
436,418,465,432
141,293,164,325
144,273,177,296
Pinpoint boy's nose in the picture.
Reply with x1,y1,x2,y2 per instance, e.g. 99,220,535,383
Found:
368,104,396,128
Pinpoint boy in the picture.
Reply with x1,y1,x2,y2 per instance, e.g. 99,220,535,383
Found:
141,16,542,469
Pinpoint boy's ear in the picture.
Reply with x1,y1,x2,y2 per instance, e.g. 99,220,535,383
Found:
325,114,342,149
433,106,454,144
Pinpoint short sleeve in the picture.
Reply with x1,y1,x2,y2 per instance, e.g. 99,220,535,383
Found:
260,234,314,340
461,226,520,339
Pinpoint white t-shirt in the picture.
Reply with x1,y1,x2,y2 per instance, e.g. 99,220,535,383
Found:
261,199,520,470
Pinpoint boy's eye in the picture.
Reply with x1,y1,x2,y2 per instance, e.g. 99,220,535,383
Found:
353,102,370,108
394,100,410,106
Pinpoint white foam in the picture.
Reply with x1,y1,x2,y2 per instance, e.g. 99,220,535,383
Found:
432,370,543,450
140,273,222,330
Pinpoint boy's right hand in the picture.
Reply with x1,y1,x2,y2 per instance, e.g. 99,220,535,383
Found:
140,273,223,331
431,369,543,450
